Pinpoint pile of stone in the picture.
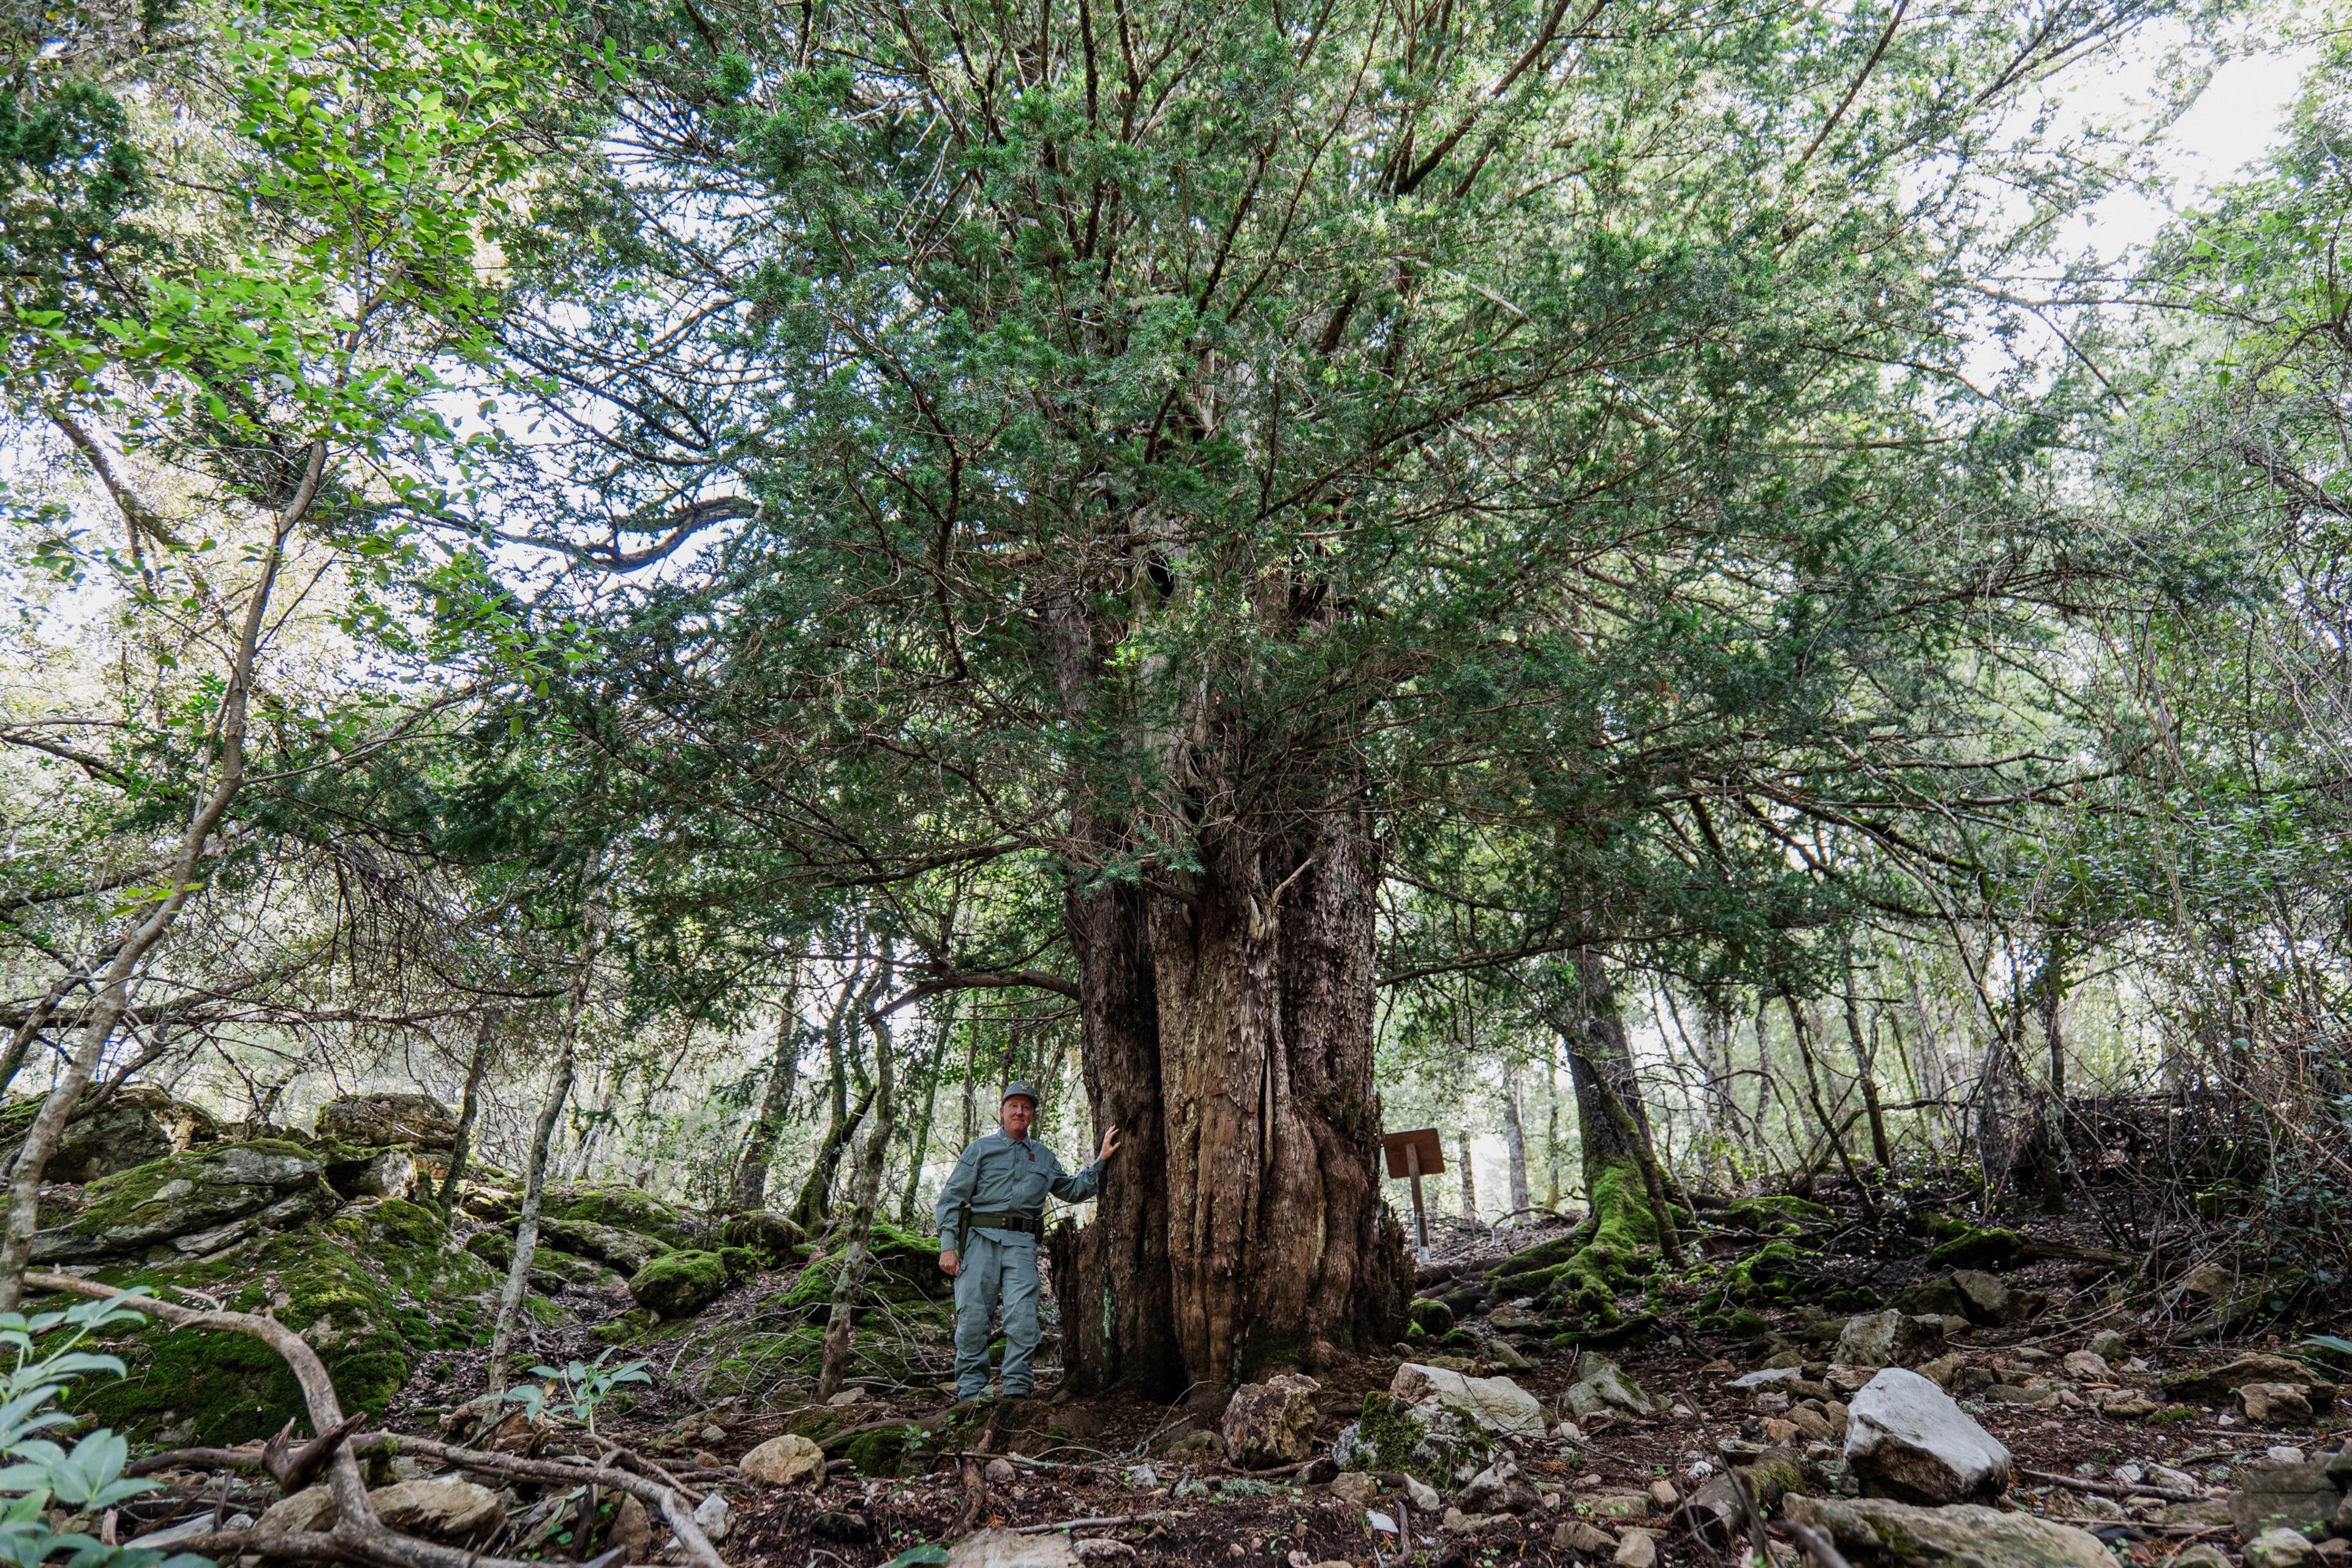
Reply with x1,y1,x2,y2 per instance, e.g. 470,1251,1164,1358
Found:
2225,1443,2352,1568
2166,1354,2342,1426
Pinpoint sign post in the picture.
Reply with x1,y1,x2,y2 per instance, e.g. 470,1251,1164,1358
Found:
1381,1128,1447,1265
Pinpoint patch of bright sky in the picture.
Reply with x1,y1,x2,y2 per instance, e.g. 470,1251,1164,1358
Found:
2056,31,2319,266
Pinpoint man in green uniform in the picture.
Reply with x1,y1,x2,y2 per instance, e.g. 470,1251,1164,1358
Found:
935,1082,1120,1401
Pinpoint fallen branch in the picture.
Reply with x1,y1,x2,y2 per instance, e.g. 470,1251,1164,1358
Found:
353,1432,726,1568
2019,1468,2201,1504
24,1272,729,1568
1012,1511,1185,1535
127,1447,274,1479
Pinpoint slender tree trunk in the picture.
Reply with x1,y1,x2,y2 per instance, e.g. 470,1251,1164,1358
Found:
488,899,605,1394
2035,949,2070,1213
1840,942,1894,1170
788,966,873,1233
0,454,317,1311
1781,989,1879,1220
818,970,899,1401
1562,949,1683,1264
895,1001,953,1227
1544,1072,1562,1210
1501,1056,1531,1217
0,962,91,1102
1457,1130,1478,1221
437,1007,502,1210
731,1003,804,1213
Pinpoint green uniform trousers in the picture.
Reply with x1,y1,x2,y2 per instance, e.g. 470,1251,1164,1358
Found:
953,1226,1041,1399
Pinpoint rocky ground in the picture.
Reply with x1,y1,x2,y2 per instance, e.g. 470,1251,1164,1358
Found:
12,1091,2350,1568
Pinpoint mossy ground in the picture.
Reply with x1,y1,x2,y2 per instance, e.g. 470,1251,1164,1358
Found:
61,1201,498,1444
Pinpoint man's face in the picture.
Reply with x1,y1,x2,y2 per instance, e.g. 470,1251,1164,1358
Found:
1000,1096,1036,1139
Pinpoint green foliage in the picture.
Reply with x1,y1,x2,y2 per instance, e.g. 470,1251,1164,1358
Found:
0,1294,208,1568
500,1351,650,1437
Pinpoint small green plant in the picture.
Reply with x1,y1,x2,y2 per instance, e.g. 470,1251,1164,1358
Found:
880,1548,947,1568
2297,1335,2352,1370
0,1292,210,1568
500,1351,651,1437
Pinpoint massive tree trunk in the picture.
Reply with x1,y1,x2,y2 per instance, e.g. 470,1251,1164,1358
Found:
1151,810,1400,1384
1055,809,1405,1392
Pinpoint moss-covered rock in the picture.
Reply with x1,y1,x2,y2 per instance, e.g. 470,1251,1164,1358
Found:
1926,1225,2028,1273
1891,1278,1970,1317
1,1087,219,1185
542,1186,709,1252
717,1210,805,1262
629,1250,730,1317
29,1139,337,1264
1409,1297,1455,1336
1721,1240,1819,1302
540,1217,671,1275
1329,1391,1490,1483
464,1230,624,1291
59,1202,499,1444
779,1221,949,1319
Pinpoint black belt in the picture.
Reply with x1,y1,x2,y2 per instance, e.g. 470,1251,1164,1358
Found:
966,1210,1041,1236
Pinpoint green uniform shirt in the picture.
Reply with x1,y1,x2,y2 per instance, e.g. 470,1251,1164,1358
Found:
935,1129,1104,1250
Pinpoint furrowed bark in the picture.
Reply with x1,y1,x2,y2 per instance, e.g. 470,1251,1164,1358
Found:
1143,808,1403,1384
1050,856,1181,1396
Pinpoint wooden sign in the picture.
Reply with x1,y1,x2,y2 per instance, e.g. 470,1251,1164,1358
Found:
1382,1128,1446,1178
1381,1128,1446,1262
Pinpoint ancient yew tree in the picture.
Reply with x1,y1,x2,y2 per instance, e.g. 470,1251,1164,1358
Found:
460,0,2170,1390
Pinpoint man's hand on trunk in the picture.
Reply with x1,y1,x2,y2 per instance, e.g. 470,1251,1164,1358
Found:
1099,1125,1121,1161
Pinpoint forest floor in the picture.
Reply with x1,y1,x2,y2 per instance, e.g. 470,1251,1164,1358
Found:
371,1180,2351,1568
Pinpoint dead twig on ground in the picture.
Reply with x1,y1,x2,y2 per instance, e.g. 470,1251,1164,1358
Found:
2019,1468,2203,1503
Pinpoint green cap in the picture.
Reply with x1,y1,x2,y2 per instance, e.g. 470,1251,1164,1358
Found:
1001,1081,1040,1106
